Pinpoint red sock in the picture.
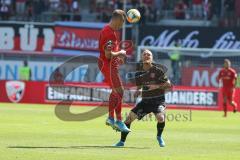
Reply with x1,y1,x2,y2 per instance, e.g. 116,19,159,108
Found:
109,57,123,120
223,103,227,116
109,91,123,120
109,91,118,119
115,93,123,121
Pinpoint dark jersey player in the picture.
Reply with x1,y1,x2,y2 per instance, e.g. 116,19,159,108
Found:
98,9,130,133
217,59,238,117
114,49,172,147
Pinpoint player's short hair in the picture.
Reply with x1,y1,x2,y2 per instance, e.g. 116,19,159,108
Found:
141,49,153,57
142,49,152,53
112,9,126,21
224,59,231,65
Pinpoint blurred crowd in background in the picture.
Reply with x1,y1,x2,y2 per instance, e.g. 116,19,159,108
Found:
0,0,240,26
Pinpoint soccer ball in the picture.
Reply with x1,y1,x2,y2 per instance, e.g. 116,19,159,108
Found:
127,9,141,23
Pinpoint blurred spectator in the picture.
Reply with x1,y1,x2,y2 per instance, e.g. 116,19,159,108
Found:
115,0,123,9
153,0,162,20
1,0,11,5
0,0,237,24
236,0,240,26
49,0,60,11
0,1,10,20
32,0,45,21
59,0,69,21
89,0,95,13
101,11,110,22
153,0,162,10
211,0,221,18
71,0,81,21
65,0,72,7
148,5,157,22
16,0,26,16
174,0,187,20
26,0,33,21
71,0,79,12
19,60,31,81
192,0,203,19
137,0,147,24
224,0,235,26
183,0,190,6
131,0,138,7
143,0,153,6
168,39,181,84
53,68,64,84
162,0,170,10
203,0,212,20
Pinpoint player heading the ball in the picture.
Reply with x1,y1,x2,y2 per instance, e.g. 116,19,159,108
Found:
98,9,130,133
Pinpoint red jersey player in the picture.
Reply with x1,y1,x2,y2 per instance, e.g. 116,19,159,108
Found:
217,59,238,117
98,9,130,133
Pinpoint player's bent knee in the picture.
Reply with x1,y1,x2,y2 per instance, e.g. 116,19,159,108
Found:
125,117,131,124
125,111,137,124
156,114,165,123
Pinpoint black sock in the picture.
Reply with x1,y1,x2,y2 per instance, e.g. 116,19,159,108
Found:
157,122,165,137
120,123,131,142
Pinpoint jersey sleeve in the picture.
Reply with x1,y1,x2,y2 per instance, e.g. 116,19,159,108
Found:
155,66,168,83
101,31,116,52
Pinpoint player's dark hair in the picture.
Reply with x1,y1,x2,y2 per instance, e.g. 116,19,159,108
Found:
112,9,126,21
23,60,28,66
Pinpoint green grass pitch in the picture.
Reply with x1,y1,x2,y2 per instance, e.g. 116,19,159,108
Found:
0,103,239,160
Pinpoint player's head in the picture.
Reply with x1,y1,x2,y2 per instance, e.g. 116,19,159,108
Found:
141,49,153,64
110,9,126,30
224,59,231,69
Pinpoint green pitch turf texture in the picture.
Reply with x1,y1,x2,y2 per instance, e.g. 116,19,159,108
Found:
0,103,239,160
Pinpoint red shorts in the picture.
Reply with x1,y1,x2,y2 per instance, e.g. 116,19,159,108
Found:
98,57,122,88
222,87,235,102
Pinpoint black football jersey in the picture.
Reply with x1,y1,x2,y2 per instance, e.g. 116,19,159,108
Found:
135,63,168,99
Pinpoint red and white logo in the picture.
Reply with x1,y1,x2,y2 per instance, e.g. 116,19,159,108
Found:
5,81,25,103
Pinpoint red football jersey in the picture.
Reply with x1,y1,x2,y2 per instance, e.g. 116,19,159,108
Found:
217,68,237,88
98,25,120,66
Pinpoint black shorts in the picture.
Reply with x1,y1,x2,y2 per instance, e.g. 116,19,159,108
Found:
131,98,166,120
